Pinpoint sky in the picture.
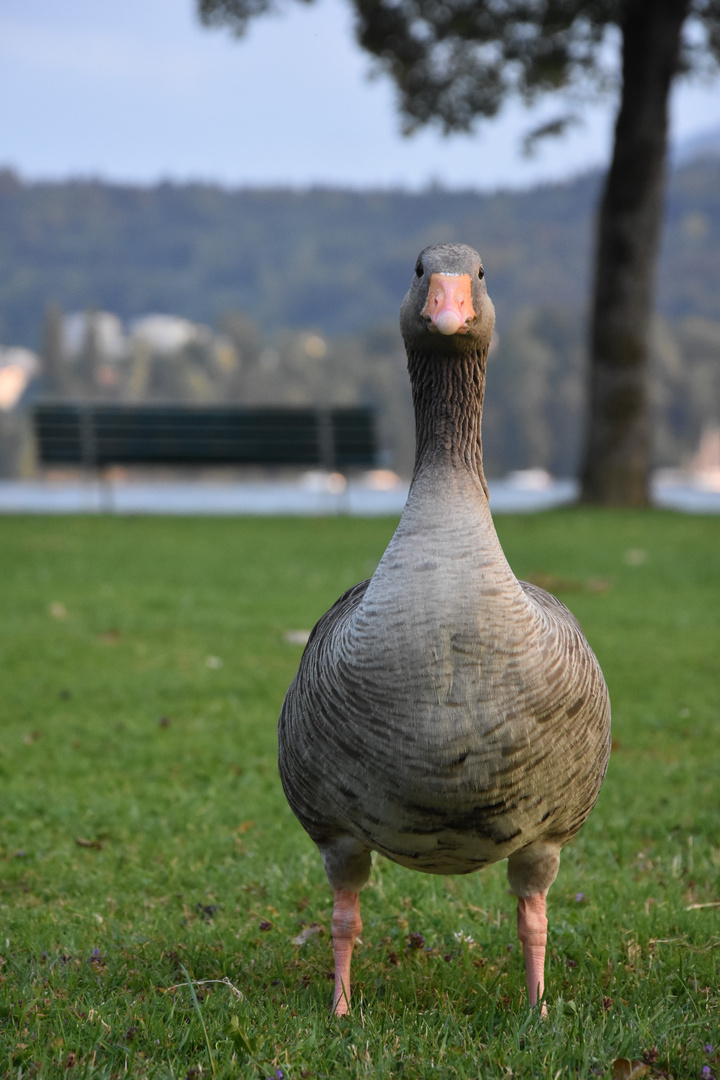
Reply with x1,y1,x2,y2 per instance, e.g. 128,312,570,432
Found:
1,0,720,192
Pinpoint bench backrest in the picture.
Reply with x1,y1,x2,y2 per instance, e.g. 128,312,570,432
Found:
33,404,377,471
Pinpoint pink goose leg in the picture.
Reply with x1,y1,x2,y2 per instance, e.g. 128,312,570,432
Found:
517,894,548,1010
331,888,362,1016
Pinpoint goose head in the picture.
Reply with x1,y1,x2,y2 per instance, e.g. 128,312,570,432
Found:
400,242,495,359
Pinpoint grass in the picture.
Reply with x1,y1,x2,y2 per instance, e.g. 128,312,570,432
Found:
0,509,718,1079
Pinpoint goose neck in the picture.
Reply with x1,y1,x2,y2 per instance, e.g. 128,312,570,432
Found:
408,346,488,488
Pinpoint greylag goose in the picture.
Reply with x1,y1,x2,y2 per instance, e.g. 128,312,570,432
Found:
279,242,611,1015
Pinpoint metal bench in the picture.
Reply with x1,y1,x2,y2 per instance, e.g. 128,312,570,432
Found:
32,403,378,472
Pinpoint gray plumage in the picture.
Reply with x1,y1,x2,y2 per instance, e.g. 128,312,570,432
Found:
278,242,611,1010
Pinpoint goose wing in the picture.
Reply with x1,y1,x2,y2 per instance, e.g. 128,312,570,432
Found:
278,579,370,844
517,578,612,840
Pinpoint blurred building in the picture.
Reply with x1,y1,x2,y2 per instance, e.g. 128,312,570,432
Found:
128,314,213,354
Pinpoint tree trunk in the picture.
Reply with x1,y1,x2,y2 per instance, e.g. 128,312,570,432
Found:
580,0,690,506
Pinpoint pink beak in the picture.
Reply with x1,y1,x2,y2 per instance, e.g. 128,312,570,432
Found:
421,273,476,335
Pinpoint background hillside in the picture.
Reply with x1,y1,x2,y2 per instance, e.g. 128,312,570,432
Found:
1,158,718,477
2,159,720,347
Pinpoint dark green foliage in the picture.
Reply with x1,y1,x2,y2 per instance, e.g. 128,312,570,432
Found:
0,168,594,349
352,0,624,135
2,160,720,353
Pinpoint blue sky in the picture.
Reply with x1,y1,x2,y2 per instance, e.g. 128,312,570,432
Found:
2,0,720,191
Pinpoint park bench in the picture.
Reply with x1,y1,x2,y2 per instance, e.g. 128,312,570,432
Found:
32,403,378,473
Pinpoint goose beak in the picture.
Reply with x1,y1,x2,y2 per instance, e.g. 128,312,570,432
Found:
421,273,476,335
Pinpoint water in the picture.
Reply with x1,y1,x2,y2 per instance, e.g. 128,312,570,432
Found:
0,472,717,515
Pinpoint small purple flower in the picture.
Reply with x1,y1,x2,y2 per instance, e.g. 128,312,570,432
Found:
266,1071,285,1080
575,892,584,903
701,1066,714,1080
705,1046,714,1055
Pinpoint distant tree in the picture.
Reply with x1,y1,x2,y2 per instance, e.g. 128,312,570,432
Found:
220,310,264,398
40,304,67,397
76,310,104,396
199,0,720,504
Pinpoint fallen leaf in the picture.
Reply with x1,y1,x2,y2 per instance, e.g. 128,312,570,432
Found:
235,820,256,834
49,602,68,619
75,837,103,850
612,1059,651,1080
291,923,324,946
625,936,642,963
283,630,310,646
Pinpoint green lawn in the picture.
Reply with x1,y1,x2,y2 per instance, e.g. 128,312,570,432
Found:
0,510,718,1079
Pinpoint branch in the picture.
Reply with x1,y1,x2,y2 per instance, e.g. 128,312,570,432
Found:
522,113,582,156
198,0,314,37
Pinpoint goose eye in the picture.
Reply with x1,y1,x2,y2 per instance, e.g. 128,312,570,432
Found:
478,266,485,279
415,262,424,278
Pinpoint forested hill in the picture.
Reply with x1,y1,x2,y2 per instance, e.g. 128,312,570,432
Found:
1,158,718,349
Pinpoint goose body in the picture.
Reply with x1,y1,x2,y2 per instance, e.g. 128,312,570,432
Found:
279,243,611,1014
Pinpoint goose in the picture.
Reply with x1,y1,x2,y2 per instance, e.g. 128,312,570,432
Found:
278,242,611,1016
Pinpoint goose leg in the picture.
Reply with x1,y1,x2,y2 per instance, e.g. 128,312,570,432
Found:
331,888,362,1016
516,893,547,1008
318,837,371,1015
507,843,559,1011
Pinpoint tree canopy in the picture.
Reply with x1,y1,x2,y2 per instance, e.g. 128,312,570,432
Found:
199,0,718,137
